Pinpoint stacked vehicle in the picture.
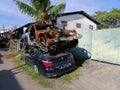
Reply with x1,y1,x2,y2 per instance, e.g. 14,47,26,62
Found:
13,22,81,77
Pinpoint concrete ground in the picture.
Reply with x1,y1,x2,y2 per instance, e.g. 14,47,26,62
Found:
61,60,120,90
0,48,120,90
0,48,52,90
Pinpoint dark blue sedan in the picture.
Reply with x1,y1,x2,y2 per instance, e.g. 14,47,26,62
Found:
24,48,75,77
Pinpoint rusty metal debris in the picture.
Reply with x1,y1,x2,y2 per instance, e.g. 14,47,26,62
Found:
13,22,81,55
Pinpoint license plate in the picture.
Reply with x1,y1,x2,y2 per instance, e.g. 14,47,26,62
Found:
58,63,72,69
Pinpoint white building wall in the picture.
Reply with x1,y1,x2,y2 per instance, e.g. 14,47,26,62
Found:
57,14,97,33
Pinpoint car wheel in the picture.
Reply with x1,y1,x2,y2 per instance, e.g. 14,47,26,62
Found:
25,58,28,65
34,65,39,74
19,39,24,50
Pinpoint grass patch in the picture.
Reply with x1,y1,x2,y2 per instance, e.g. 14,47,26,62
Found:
13,53,54,88
57,67,82,84
12,51,82,88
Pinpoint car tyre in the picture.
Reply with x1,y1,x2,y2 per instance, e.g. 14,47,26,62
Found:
34,65,39,74
25,57,28,65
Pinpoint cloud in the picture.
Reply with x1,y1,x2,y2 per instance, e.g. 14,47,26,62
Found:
0,0,32,18
0,0,32,28
1,0,120,28
64,0,120,15
50,0,100,15
64,0,100,14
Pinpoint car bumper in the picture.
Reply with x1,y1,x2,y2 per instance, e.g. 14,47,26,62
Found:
44,63,75,78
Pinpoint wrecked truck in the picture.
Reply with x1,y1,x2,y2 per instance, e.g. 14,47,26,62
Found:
13,22,81,55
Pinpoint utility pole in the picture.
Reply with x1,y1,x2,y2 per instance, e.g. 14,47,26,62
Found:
2,24,5,30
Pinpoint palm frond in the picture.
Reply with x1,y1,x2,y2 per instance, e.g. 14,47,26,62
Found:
49,2,66,14
30,0,42,11
49,2,66,18
47,5,55,13
13,0,66,22
43,0,50,11
13,0,36,16
30,0,50,12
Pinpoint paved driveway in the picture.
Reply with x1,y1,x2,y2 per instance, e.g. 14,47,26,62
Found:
0,48,50,90
61,60,120,90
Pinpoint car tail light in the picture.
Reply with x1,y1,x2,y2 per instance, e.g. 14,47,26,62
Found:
69,55,74,60
42,61,54,67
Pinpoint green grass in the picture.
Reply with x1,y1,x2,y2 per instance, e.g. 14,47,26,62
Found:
57,67,82,84
12,51,82,88
13,54,54,88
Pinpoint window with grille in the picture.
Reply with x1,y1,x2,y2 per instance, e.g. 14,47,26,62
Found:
76,23,81,28
61,21,67,26
89,25,93,30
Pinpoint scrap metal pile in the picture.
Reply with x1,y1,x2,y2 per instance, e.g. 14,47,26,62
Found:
17,22,81,55
0,31,11,47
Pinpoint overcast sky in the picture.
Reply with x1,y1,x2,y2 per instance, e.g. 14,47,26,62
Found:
0,0,120,29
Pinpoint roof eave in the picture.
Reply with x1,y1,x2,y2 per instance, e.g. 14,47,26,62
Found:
58,11,101,25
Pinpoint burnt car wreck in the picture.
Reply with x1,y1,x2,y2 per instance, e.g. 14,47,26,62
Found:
12,22,81,77
14,22,81,55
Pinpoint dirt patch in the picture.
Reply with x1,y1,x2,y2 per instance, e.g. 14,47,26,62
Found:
1,50,19,60
3,53,15,59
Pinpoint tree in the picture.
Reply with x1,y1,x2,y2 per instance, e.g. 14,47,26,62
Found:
13,0,66,23
93,8,120,29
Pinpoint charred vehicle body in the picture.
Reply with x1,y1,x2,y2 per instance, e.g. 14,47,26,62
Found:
13,22,81,54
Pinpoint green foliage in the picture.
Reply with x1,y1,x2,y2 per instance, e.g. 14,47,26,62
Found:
13,53,54,88
58,67,82,84
49,2,66,19
14,0,35,16
93,8,120,29
13,0,66,22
